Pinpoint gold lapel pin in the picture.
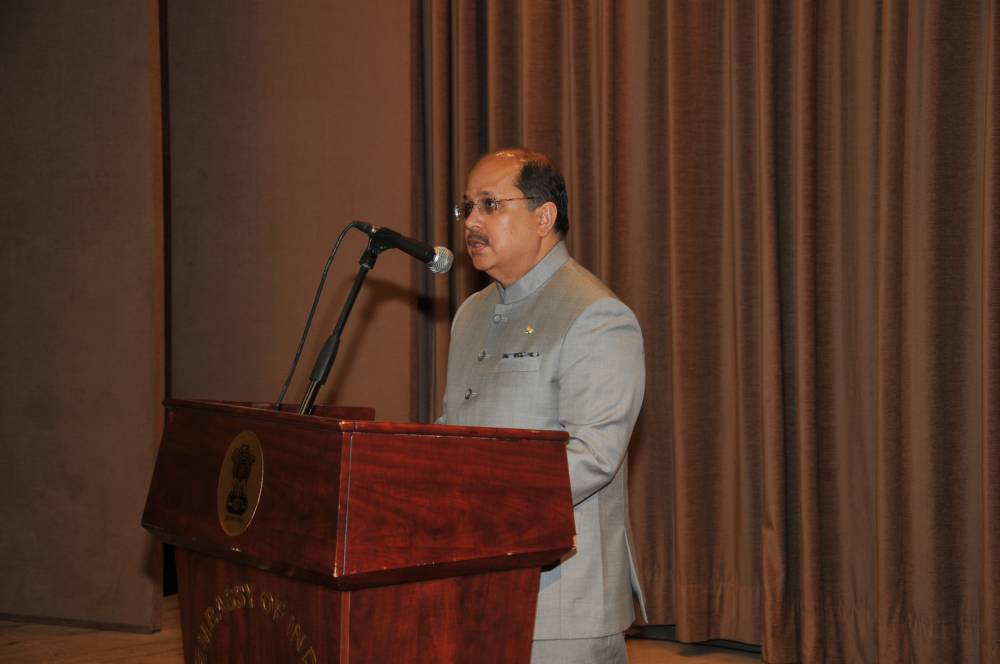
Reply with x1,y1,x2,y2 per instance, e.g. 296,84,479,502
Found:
524,325,534,335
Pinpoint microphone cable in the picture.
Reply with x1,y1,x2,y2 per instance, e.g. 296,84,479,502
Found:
272,221,367,410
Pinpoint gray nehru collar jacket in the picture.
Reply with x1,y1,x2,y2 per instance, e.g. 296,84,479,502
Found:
440,240,647,641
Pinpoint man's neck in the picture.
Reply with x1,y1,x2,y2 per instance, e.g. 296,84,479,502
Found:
493,235,562,288
494,241,569,305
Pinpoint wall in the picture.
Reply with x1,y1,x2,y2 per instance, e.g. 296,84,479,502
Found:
0,0,417,631
0,0,164,630
167,1,417,420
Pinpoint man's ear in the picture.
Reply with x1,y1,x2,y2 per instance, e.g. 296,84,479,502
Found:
535,201,558,237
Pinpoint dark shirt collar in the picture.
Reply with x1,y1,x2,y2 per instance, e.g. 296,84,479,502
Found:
496,241,569,304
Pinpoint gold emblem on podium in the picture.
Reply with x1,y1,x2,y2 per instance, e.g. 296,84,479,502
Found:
217,430,264,536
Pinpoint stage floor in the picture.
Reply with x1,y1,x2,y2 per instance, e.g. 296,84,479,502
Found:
0,595,760,663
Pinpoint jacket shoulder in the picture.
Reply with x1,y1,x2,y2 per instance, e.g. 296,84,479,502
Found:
543,259,627,315
452,282,496,330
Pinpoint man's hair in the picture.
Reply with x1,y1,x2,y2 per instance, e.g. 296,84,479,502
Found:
503,149,570,237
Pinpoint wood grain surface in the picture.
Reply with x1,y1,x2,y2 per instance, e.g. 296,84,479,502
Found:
143,400,575,588
141,400,576,662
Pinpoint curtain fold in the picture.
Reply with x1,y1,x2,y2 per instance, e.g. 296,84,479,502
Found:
415,1,1000,661
982,6,1000,664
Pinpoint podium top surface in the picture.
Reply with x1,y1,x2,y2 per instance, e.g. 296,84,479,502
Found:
169,398,568,440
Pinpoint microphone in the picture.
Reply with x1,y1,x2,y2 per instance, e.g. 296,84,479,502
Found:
353,221,454,274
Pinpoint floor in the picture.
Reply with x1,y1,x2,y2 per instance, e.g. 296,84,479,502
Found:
0,596,762,663
0,597,184,663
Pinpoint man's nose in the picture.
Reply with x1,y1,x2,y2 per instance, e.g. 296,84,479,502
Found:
464,208,484,230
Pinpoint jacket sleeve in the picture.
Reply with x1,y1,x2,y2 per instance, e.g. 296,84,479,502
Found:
557,297,645,505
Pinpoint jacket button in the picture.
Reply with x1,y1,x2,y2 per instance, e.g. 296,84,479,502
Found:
464,388,477,400
477,350,488,361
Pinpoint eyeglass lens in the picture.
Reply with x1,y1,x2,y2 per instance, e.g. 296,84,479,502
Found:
456,197,507,220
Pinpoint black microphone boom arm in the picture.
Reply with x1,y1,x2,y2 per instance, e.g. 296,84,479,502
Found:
297,238,379,415
296,222,452,415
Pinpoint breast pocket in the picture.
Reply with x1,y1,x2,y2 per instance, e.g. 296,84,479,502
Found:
495,353,541,372
489,351,556,416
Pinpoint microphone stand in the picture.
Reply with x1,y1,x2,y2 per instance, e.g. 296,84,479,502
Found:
297,235,382,415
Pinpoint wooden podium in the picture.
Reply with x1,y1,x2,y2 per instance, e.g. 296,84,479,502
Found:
142,399,575,663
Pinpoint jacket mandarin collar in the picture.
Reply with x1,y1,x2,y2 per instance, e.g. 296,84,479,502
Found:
495,241,569,305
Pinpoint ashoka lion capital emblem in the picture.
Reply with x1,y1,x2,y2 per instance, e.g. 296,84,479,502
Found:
217,430,264,535
226,443,255,515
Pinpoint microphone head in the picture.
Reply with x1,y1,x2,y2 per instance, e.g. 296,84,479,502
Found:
429,247,454,274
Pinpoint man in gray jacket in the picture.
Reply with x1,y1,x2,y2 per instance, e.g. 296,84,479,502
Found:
439,148,646,664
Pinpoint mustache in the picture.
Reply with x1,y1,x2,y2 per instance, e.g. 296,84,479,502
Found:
465,231,489,246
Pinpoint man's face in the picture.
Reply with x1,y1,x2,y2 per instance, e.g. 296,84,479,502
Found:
462,154,552,287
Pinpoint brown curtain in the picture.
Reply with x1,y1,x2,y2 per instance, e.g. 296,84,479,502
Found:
414,1,999,662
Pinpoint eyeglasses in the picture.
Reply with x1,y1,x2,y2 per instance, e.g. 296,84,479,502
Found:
453,196,540,221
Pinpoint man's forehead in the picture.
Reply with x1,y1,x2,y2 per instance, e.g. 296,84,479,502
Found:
464,155,521,195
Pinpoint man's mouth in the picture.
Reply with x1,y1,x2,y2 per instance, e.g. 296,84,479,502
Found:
466,233,489,250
